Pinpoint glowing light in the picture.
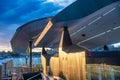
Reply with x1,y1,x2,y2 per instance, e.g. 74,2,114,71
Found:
88,17,101,26
113,26,120,30
77,32,106,44
59,48,62,51
103,8,116,16
34,20,53,46
32,48,41,52
106,30,111,33
88,52,92,57
113,42,120,48
71,26,86,36
0,43,12,52
32,47,53,52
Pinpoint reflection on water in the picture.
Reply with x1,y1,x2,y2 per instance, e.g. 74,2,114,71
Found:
86,64,120,80
13,57,41,67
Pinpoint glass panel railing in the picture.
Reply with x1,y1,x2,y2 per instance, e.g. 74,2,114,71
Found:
86,64,120,80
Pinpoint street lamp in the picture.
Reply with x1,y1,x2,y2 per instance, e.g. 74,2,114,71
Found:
29,40,33,72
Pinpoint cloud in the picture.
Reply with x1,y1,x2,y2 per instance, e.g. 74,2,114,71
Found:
0,0,41,24
0,24,19,47
20,2,63,21
0,0,76,51
46,0,76,7
0,0,64,24
0,0,76,24
0,24,19,51
0,24,19,31
0,43,12,52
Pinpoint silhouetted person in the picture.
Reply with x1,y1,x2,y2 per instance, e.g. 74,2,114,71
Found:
25,55,28,65
104,45,109,51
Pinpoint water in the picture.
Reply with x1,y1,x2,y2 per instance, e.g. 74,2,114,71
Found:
12,57,41,67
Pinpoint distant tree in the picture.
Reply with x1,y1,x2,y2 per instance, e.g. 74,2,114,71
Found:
7,51,11,53
2,50,5,53
8,51,13,54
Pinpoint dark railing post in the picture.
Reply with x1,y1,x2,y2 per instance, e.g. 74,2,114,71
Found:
29,40,33,72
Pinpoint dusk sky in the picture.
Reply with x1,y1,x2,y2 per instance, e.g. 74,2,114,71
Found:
0,0,75,52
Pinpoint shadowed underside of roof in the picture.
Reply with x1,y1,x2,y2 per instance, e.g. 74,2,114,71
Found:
11,17,52,53
52,0,118,23
36,0,120,49
11,0,120,53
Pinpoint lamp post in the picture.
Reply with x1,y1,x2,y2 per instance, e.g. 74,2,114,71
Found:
29,40,33,72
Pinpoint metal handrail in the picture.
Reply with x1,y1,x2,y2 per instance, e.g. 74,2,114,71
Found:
27,73,41,80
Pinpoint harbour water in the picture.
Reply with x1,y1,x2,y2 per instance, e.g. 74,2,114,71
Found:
12,57,41,67
0,52,41,67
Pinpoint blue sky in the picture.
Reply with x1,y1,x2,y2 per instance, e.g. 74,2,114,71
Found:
0,0,75,51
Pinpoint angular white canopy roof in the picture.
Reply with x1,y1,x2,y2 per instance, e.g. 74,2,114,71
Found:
11,17,52,53
11,0,120,53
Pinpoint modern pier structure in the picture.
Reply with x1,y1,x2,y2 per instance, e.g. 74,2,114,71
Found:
11,0,120,79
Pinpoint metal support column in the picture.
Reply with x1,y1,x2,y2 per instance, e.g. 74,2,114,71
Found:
29,40,33,72
59,26,72,51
